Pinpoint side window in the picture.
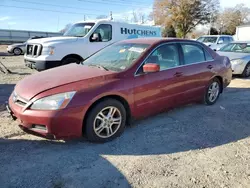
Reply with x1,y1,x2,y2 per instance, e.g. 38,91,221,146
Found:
204,50,214,61
218,37,224,43
144,44,180,71
181,44,205,65
229,37,234,42
90,24,112,42
223,37,230,43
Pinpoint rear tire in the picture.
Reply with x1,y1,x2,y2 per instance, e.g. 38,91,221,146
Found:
13,48,22,55
241,63,250,78
61,57,80,66
85,99,126,143
204,78,221,105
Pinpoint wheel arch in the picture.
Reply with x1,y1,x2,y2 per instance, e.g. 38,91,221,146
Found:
214,75,223,93
82,95,132,134
61,54,84,62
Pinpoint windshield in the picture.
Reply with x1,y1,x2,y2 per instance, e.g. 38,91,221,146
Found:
219,43,250,53
64,23,95,37
197,36,218,43
83,43,149,72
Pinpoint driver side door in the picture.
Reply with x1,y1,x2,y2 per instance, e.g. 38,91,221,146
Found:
133,43,184,118
87,24,113,57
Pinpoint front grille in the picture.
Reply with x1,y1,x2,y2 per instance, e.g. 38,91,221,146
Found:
12,92,28,107
26,44,42,57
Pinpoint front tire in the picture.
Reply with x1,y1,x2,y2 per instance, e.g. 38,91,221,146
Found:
13,48,22,55
85,99,127,143
241,63,250,78
204,78,221,105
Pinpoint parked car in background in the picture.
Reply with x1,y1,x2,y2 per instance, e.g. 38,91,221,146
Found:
7,38,232,142
217,41,250,77
24,19,161,71
7,42,26,55
7,36,46,55
197,35,234,51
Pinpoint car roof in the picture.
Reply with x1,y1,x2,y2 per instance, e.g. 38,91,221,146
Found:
118,37,200,45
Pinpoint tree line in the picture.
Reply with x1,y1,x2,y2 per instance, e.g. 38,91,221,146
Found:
153,0,250,38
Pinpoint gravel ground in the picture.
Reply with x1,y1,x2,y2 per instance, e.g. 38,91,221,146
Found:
0,46,250,188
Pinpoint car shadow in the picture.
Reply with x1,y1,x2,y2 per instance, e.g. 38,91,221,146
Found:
0,84,15,111
0,86,250,187
0,52,15,56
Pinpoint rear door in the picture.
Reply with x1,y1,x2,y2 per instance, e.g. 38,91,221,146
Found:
176,43,216,103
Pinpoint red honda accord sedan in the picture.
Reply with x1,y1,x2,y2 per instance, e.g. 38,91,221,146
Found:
7,38,232,142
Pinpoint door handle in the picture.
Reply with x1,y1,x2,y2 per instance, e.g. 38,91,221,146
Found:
207,65,213,69
174,72,183,77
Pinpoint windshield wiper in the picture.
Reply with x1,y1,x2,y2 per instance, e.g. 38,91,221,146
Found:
87,64,109,71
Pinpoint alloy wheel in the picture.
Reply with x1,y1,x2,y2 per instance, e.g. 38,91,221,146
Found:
93,106,122,138
13,48,21,55
208,81,220,103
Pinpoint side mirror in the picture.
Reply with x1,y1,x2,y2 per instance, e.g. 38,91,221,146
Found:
143,63,160,73
91,33,100,42
218,40,223,44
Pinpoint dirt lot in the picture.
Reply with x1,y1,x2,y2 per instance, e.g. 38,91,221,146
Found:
0,46,250,188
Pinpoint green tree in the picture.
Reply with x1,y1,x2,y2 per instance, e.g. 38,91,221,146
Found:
162,25,177,37
153,0,219,38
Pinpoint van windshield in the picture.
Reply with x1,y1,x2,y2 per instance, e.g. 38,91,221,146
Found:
64,23,95,37
82,43,149,72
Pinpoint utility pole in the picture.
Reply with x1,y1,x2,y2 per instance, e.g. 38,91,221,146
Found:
110,11,113,20
84,15,86,21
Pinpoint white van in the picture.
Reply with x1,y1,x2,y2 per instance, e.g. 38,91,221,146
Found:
24,19,161,71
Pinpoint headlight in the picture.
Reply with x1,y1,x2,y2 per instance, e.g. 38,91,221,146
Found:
231,59,245,65
42,46,55,55
30,91,76,110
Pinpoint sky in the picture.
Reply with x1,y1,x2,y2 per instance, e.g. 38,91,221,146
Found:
0,0,250,32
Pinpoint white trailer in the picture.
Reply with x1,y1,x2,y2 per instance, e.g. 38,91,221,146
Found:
235,25,250,41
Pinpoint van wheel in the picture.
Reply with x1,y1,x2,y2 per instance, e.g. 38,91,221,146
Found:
204,78,221,105
85,99,126,143
61,57,80,65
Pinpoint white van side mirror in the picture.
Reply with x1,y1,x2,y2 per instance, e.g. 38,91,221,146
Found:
218,40,223,44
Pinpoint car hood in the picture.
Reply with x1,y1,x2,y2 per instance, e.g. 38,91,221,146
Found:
15,64,115,100
9,43,25,47
27,36,77,44
203,42,215,46
217,51,250,60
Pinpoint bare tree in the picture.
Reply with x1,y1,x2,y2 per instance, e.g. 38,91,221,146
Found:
132,11,139,23
59,23,72,33
96,15,108,19
216,4,250,35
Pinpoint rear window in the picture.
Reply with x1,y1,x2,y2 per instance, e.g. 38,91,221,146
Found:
181,44,206,65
